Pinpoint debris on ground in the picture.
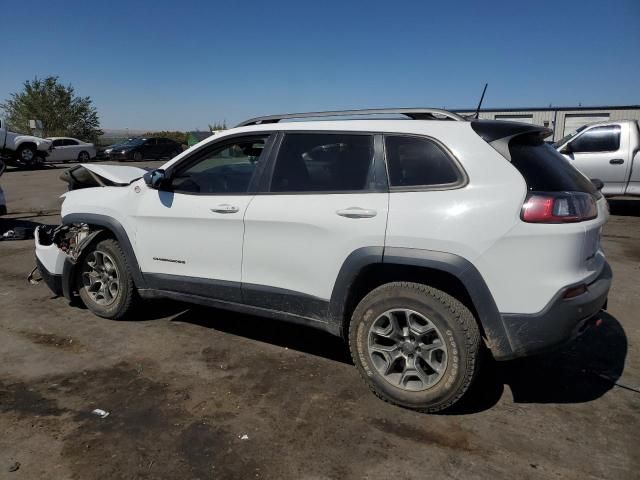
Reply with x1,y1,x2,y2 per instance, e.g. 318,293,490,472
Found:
91,408,110,418
8,462,20,472
239,434,249,440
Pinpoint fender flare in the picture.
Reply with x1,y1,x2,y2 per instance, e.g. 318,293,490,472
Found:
329,246,513,359
62,213,147,293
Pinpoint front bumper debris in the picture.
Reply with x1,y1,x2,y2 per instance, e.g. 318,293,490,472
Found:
33,224,103,299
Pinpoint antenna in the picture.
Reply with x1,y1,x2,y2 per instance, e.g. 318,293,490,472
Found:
474,83,488,119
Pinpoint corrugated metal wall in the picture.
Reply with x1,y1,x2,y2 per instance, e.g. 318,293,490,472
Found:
456,108,640,141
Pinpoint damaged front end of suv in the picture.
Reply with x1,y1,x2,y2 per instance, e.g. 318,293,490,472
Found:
32,223,105,299
31,163,148,299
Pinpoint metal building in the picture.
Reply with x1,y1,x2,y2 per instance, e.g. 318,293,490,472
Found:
453,105,640,142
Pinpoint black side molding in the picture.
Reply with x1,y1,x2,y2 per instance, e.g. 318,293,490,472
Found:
382,247,512,358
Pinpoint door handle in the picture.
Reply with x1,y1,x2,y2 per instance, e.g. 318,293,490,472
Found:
336,207,377,219
610,159,624,165
210,204,239,214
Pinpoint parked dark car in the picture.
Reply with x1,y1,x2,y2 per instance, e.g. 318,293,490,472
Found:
106,137,182,162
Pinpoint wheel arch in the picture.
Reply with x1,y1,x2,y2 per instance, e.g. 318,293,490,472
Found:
329,246,513,359
61,213,147,297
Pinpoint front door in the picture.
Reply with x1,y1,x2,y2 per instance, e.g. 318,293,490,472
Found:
133,133,274,301
242,132,388,318
563,124,630,196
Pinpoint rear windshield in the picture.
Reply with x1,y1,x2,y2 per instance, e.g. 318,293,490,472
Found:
509,135,597,194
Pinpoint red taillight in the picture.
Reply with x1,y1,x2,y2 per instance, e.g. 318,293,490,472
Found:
521,192,597,223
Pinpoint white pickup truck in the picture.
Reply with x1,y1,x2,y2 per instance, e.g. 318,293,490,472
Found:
555,119,640,197
0,118,53,168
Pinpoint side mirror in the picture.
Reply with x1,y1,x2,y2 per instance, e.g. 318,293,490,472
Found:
143,169,167,189
560,144,572,155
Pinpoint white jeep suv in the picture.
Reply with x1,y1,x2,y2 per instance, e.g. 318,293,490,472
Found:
34,108,611,412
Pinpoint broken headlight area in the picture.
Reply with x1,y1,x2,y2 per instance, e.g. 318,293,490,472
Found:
31,224,104,290
37,223,94,258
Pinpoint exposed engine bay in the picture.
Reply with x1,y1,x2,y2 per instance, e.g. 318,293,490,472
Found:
30,223,105,291
36,223,99,259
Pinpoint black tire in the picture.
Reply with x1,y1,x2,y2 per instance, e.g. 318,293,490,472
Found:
133,151,143,162
77,150,90,162
349,282,481,413
16,144,38,168
76,239,137,319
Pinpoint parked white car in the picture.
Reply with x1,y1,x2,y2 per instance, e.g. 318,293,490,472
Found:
0,118,52,168
46,137,96,163
34,108,611,412
555,120,640,197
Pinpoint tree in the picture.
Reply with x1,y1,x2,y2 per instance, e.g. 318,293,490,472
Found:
208,121,227,131
141,131,188,145
0,76,103,142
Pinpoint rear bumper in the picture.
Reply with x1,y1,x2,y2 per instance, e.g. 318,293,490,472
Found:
495,261,612,360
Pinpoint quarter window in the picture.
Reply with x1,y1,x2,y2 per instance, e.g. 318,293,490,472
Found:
385,135,461,187
169,136,268,194
270,133,374,192
570,125,620,153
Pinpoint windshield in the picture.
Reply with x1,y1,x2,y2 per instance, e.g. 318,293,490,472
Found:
553,125,587,147
121,138,145,147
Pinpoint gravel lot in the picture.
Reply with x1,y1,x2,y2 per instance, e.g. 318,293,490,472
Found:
1,162,639,479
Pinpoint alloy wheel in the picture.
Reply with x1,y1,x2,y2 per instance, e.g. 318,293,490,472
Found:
81,250,120,306
368,308,448,391
20,148,34,162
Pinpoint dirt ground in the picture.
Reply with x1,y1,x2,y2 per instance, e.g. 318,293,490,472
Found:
0,163,639,480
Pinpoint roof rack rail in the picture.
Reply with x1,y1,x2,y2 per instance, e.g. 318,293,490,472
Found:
236,108,466,127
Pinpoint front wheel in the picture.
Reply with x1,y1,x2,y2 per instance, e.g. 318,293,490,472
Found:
15,145,38,168
132,151,143,162
349,282,481,412
77,239,136,319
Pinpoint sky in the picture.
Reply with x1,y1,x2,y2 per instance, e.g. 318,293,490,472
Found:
1,0,638,131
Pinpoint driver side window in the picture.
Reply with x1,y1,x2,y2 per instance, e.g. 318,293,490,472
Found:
170,136,269,194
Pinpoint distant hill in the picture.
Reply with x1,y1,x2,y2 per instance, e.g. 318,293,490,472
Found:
101,128,151,137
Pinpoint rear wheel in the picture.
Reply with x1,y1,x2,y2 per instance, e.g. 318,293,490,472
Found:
349,282,481,412
77,239,136,319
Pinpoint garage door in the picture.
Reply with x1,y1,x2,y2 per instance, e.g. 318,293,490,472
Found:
563,114,609,136
495,115,534,124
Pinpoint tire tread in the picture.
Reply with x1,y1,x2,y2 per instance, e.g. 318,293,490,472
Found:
348,281,481,413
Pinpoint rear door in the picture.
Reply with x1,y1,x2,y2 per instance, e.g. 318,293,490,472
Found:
241,132,388,318
63,139,81,161
143,138,158,158
563,124,630,195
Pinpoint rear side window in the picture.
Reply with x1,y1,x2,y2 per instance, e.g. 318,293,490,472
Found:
570,125,620,153
509,135,596,193
385,135,462,188
271,133,374,192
